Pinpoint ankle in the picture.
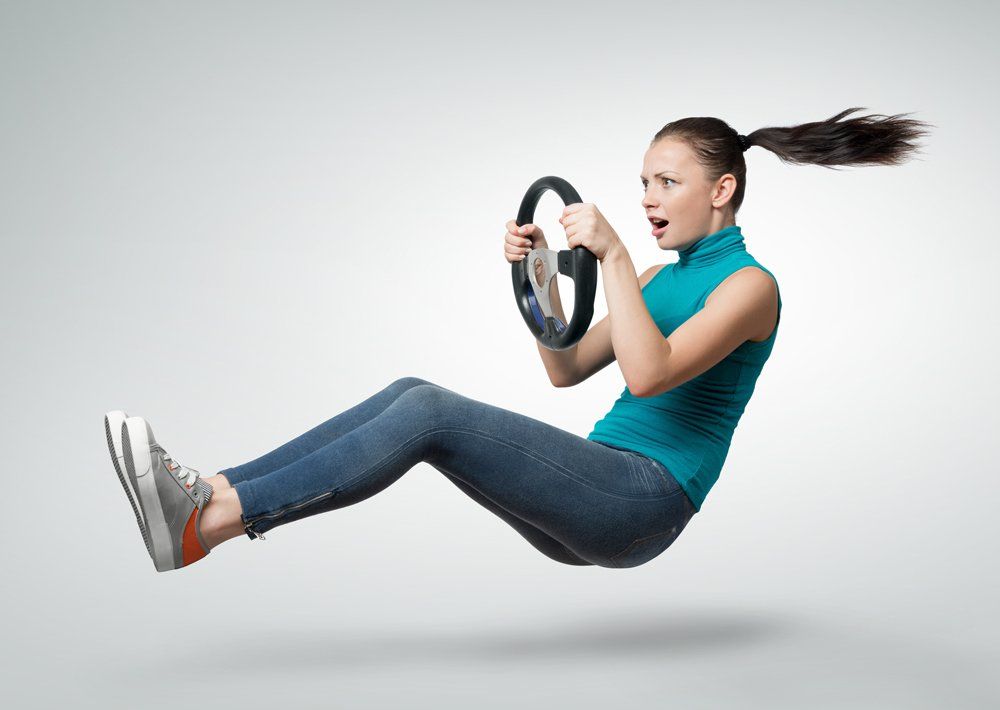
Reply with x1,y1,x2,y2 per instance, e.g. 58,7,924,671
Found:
205,473,232,492
200,487,246,550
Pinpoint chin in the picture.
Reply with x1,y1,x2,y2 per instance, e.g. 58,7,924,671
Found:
661,233,685,250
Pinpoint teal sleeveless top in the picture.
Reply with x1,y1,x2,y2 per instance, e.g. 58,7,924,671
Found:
586,224,782,511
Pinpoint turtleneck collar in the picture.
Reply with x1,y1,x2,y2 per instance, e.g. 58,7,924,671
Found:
676,224,746,268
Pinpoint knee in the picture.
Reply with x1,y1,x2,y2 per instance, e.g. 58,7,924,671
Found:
389,376,436,392
394,383,460,426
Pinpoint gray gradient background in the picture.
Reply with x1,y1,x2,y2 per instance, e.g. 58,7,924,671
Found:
1,1,996,708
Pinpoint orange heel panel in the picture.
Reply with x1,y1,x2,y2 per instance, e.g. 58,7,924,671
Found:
181,508,209,566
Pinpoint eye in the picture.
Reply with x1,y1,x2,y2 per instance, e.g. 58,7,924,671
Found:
640,178,675,190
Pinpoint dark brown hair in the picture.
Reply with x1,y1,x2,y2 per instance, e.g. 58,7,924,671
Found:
651,107,934,214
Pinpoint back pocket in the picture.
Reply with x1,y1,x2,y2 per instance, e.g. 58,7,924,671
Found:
608,514,693,569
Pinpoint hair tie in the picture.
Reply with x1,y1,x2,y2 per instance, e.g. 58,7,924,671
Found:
737,133,751,152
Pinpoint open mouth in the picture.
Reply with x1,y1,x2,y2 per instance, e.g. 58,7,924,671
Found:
649,217,669,236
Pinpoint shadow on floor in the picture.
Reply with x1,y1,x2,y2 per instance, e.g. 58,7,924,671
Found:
180,607,794,672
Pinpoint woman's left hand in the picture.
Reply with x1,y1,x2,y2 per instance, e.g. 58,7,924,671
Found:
558,203,625,263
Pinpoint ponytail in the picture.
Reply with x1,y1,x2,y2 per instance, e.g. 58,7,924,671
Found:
651,108,934,213
743,107,932,169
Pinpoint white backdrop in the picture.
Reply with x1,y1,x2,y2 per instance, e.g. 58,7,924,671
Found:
2,1,997,708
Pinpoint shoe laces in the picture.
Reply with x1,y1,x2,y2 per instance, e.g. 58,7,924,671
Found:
154,445,202,489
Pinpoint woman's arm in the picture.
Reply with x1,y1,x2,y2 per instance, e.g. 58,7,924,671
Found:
600,249,672,395
554,263,665,388
637,266,777,396
601,248,777,397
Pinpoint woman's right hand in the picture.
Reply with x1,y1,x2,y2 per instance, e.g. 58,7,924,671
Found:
504,219,547,264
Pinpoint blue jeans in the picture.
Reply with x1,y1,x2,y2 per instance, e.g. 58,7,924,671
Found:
220,377,697,568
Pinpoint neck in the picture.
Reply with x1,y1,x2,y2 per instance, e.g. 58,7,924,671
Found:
676,224,746,268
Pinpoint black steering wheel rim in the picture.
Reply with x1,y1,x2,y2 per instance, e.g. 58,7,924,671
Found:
511,176,598,351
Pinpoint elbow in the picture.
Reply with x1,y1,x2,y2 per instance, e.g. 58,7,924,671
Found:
627,343,672,397
630,373,669,398
551,366,581,388
627,379,650,397
552,367,584,387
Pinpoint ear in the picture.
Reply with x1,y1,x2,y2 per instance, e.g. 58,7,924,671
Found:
711,173,739,209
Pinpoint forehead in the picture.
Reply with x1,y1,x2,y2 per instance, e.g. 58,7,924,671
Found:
640,138,696,178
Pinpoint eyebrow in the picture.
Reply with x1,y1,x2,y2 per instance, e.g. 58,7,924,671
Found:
639,170,680,180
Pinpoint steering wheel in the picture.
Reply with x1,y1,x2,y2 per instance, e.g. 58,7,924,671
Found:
511,176,598,351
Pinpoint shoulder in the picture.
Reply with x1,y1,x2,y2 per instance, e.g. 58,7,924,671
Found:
707,265,776,302
638,263,669,289
706,266,779,341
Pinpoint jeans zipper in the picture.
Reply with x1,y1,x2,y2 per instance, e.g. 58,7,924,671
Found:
245,523,266,541
243,490,336,539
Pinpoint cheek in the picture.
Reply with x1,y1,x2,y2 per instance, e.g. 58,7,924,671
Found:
655,190,676,210
674,188,699,211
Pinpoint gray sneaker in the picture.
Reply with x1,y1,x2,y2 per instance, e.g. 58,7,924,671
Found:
120,416,215,572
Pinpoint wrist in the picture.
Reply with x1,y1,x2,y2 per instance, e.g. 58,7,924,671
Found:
601,240,629,265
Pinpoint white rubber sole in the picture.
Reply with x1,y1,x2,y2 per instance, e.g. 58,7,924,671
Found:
104,410,152,554
121,416,175,572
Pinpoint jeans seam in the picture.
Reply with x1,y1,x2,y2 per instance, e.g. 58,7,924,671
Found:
629,453,662,497
609,528,677,564
639,455,680,493
633,454,655,493
430,427,685,502
622,451,637,486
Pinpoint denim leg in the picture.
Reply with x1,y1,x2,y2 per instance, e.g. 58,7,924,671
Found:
432,466,593,566
233,383,695,568
221,377,591,564
219,377,437,485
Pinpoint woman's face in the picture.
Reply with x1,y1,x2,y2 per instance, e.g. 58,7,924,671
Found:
640,138,737,251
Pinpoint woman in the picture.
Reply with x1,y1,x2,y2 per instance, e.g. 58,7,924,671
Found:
105,107,930,573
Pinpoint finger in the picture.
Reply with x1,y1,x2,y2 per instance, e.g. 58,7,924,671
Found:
508,220,530,236
504,246,526,262
506,241,532,257
508,220,537,235
506,231,534,248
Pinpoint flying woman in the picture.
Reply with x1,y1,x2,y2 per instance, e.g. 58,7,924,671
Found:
105,107,931,573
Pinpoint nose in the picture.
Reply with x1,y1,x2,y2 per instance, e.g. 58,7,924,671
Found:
642,189,657,210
